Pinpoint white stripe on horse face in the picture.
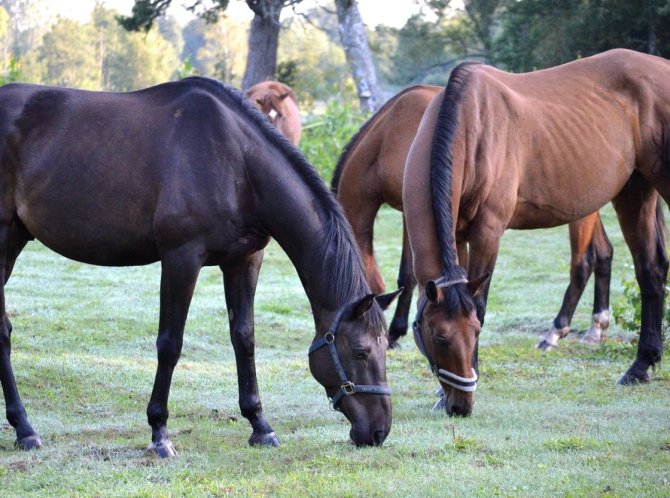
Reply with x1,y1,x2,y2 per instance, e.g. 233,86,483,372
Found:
269,109,278,119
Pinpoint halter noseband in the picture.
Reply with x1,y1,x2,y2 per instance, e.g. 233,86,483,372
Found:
309,303,391,409
413,276,478,393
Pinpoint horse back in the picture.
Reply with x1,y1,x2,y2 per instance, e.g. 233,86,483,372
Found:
455,50,670,229
0,81,263,266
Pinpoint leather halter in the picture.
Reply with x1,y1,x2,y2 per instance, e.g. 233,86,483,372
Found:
412,276,478,393
309,303,391,409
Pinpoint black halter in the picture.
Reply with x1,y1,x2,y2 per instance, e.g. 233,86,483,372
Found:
412,276,478,393
309,303,391,409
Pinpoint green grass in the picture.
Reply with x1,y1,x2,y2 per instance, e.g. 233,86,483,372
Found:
1,205,669,497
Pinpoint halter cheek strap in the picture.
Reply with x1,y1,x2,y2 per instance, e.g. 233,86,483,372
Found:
309,304,391,409
413,276,478,393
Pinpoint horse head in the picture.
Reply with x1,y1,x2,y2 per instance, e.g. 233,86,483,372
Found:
413,274,489,416
308,289,401,446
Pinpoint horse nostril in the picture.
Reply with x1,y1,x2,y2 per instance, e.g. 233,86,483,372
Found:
372,429,387,446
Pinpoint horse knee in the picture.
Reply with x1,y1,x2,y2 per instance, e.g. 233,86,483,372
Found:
155,336,182,367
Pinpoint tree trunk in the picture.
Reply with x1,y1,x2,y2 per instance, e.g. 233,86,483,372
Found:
242,0,284,90
334,0,382,113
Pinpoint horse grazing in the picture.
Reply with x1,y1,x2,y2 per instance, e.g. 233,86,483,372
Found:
331,84,614,351
0,77,400,455
403,49,670,416
246,81,301,145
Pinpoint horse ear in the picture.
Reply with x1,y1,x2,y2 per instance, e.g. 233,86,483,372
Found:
467,273,491,298
349,294,376,319
374,287,403,310
256,99,263,106
279,92,291,101
426,280,440,303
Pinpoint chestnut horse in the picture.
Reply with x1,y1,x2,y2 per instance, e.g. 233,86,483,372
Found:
0,77,400,455
331,84,613,350
404,49,670,416
246,81,301,145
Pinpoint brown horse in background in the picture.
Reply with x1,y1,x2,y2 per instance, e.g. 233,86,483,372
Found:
403,49,670,416
331,84,614,351
246,81,301,145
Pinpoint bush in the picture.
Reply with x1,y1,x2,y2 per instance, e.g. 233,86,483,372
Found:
300,100,367,182
613,266,670,340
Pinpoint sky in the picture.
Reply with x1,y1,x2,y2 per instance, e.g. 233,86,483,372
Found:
56,0,424,28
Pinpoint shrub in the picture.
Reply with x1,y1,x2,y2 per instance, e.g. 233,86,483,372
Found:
300,100,367,182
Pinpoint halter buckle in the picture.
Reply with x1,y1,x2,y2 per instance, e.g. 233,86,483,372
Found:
340,382,355,395
324,332,335,344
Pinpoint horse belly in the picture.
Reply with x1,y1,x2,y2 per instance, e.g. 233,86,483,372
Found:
15,174,159,266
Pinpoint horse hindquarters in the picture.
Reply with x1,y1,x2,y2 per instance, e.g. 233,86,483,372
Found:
612,176,668,383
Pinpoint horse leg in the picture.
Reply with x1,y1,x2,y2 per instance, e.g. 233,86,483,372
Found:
0,220,39,450
388,221,416,348
612,179,668,384
346,198,385,295
222,251,279,447
146,245,202,458
582,214,612,345
538,214,599,350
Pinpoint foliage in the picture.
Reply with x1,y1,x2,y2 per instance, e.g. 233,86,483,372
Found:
613,269,670,339
277,13,355,107
0,54,20,84
492,0,670,71
300,100,367,181
119,0,230,32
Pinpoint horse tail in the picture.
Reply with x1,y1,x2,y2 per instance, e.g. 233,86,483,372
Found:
429,63,477,278
331,85,431,194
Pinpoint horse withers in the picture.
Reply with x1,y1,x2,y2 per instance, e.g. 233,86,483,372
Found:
246,81,301,145
403,49,670,416
0,78,399,455
332,84,615,351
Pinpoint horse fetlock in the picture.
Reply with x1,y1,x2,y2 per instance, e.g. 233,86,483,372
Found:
536,326,569,351
248,431,280,447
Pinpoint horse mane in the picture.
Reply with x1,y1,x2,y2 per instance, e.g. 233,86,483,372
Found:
330,85,427,194
182,77,385,329
429,63,480,315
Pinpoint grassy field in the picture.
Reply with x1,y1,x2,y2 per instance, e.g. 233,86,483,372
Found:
0,204,669,497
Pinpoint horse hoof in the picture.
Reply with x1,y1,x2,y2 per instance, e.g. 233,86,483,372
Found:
249,431,280,447
15,435,42,451
536,339,555,351
616,370,650,385
146,439,177,458
580,329,602,345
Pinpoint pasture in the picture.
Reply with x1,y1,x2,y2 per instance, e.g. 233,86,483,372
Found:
0,204,669,497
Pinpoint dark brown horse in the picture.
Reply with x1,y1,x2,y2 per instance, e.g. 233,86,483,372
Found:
0,77,400,455
403,49,670,416
331,84,614,351
246,81,301,145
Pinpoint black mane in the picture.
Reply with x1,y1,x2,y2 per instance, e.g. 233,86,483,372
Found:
183,77,385,329
429,64,480,315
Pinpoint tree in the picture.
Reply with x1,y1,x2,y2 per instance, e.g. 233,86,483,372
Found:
492,0,670,71
241,0,286,89
333,0,381,113
29,17,100,89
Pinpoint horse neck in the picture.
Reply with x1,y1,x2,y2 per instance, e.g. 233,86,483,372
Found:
253,159,369,329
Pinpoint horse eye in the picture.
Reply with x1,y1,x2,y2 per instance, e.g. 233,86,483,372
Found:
353,350,368,360
434,336,451,349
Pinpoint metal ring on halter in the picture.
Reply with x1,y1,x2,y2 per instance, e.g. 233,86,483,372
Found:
412,276,478,393
308,303,391,409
